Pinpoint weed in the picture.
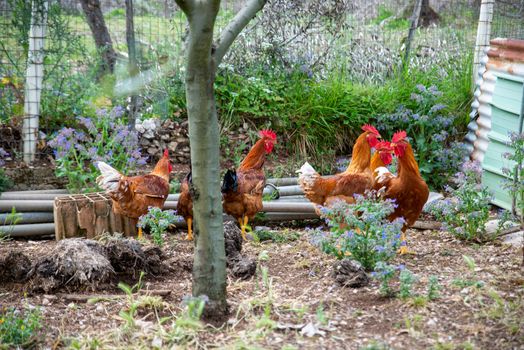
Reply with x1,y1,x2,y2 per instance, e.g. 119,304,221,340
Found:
0,207,21,242
372,262,402,297
410,296,428,308
0,306,43,347
138,207,179,246
502,131,524,222
399,269,417,299
252,229,300,243
429,161,510,242
117,271,146,332
315,302,328,326
426,275,441,300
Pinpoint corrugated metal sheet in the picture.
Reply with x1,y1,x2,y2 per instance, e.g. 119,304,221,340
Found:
468,38,524,213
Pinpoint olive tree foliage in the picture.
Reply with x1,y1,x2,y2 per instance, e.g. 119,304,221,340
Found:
173,0,267,319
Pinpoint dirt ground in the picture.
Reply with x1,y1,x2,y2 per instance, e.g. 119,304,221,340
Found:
1,225,523,349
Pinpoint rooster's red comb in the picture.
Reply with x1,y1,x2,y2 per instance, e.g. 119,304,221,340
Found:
375,141,392,150
163,149,169,157
361,124,380,136
392,130,407,143
259,129,277,141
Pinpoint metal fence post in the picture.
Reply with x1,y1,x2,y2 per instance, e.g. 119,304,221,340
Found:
472,0,494,91
22,0,48,163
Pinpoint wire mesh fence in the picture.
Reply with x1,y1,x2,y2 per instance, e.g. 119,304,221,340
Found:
0,0,523,163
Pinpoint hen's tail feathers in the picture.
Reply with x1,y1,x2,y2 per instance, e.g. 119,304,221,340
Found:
96,161,122,192
221,169,238,193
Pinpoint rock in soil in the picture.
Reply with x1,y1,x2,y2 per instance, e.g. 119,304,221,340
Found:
28,238,114,293
230,257,257,280
224,221,243,260
332,259,369,288
224,221,257,280
0,251,32,282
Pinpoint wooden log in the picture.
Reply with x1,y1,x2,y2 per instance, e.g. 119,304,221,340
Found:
56,289,172,303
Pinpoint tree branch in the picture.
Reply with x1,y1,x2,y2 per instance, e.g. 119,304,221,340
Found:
174,0,195,17
214,0,267,66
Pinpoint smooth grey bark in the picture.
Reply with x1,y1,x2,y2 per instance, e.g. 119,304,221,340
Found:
125,0,138,130
79,0,116,76
174,0,267,320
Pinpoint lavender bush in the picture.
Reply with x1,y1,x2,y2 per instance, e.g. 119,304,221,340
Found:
429,161,508,242
309,191,404,271
48,106,147,193
377,84,468,190
502,131,524,222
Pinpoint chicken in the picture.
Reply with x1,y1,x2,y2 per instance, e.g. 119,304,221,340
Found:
222,129,277,240
96,149,172,239
296,124,385,208
373,131,429,254
176,171,193,240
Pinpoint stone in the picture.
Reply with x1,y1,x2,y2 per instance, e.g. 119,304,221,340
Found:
147,147,157,155
168,142,178,152
331,260,369,288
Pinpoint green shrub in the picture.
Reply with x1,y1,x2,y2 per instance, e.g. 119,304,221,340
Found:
137,207,179,246
0,307,43,346
308,191,403,271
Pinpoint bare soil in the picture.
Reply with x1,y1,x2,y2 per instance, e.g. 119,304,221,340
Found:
1,226,523,349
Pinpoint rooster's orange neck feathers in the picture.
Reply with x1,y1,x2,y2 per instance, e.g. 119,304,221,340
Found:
151,156,171,182
239,138,268,170
345,132,372,173
397,143,422,178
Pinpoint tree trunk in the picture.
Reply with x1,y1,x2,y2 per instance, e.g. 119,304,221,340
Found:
174,0,267,322
183,2,228,321
125,0,138,130
79,0,116,76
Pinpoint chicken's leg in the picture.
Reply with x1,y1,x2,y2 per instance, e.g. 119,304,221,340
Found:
238,216,249,241
186,218,193,241
138,226,143,239
398,231,415,255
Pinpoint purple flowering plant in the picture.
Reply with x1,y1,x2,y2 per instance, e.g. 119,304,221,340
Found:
48,106,148,192
428,161,509,242
309,190,404,271
502,131,524,222
377,85,468,190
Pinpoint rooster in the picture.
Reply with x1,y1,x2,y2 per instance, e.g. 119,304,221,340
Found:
296,124,386,208
222,129,277,240
373,131,429,254
176,171,193,240
96,149,172,238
